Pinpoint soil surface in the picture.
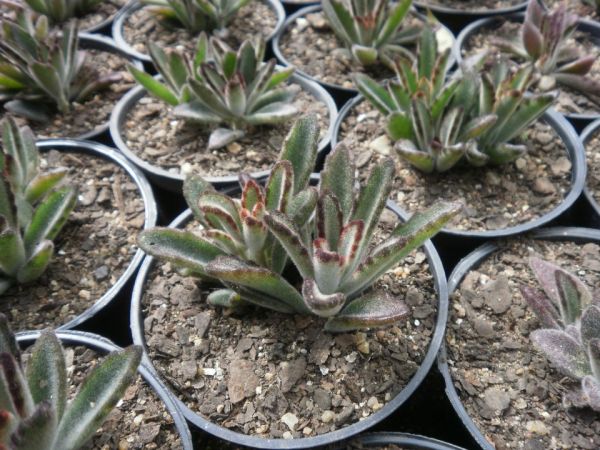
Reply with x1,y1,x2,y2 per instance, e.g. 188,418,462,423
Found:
446,238,600,449
277,12,453,90
141,212,438,439
546,0,598,20
416,0,524,11
74,0,127,31
9,48,136,139
21,344,182,449
336,99,573,232
121,1,277,57
121,86,330,178
0,149,145,330
585,126,600,206
462,19,600,116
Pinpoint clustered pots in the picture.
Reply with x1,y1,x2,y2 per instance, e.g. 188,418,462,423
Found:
1,0,600,448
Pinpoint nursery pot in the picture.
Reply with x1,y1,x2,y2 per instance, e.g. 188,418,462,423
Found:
111,0,285,63
438,226,600,450
15,329,193,450
79,0,131,34
272,5,457,108
332,94,586,241
0,139,157,331
130,202,450,449
582,119,600,227
109,72,338,192
453,14,600,132
333,432,466,450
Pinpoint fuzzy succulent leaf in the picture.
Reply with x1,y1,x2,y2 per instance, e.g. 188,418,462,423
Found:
520,285,561,329
581,306,600,350
531,328,590,379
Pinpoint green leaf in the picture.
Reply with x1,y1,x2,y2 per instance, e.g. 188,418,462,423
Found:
24,169,67,204
351,45,378,65
316,192,342,251
319,144,354,222
29,62,69,112
265,160,293,212
324,291,409,332
198,191,242,238
183,174,214,222
322,0,358,45
375,0,411,47
137,228,225,275
301,279,345,317
207,128,245,150
418,26,437,79
581,306,600,353
10,403,56,450
556,270,590,325
173,101,223,123
0,230,25,277
245,102,298,125
129,66,179,106
25,330,66,421
207,288,243,308
353,74,395,114
0,352,34,417
530,329,590,379
53,347,142,450
16,240,53,284
278,115,319,194
395,139,435,173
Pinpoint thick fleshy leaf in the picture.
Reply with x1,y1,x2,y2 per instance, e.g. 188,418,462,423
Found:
324,291,409,332
338,220,364,275
53,346,141,450
322,0,358,45
375,0,411,47
183,174,214,222
522,19,543,60
436,144,466,172
301,279,345,317
24,168,67,205
320,144,354,221
129,66,179,106
588,338,600,381
288,187,318,228
520,285,560,329
557,270,591,325
395,140,435,173
581,306,600,350
173,101,223,124
353,74,395,114
198,192,242,239
530,329,590,379
245,102,298,125
137,228,225,274
207,288,243,308
16,240,53,283
205,256,308,313
29,62,69,112
386,112,413,141
0,230,25,277
207,127,245,150
582,376,600,411
316,192,342,252
25,330,66,421
10,402,56,450
0,315,20,364
557,56,595,75
241,209,268,263
265,160,293,213
313,241,343,294
241,178,264,212
278,115,319,194
0,352,34,418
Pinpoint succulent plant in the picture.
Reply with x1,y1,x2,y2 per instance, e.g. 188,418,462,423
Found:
521,257,600,411
138,115,461,331
0,313,142,450
496,0,600,104
23,0,103,24
0,12,122,121
140,0,250,33
355,42,557,172
130,33,298,149
0,118,76,295
321,0,423,68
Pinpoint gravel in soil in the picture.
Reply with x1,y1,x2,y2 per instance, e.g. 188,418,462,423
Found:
336,100,572,232
416,0,524,11
22,345,182,449
121,86,330,178
446,239,600,450
9,48,136,139
585,127,600,207
278,12,437,90
462,20,600,116
0,149,145,330
121,1,277,57
73,0,127,31
546,0,597,20
141,212,437,439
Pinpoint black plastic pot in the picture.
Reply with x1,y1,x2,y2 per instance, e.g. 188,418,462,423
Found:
130,202,450,449
333,94,586,241
437,226,600,450
80,0,131,34
413,0,527,34
272,5,457,109
333,432,466,450
35,139,157,330
15,329,193,450
111,0,285,63
109,72,338,192
453,14,600,132
280,0,319,16
581,119,600,227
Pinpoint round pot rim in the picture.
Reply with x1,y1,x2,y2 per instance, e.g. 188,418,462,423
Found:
438,226,600,450
36,138,157,330
581,118,600,217
453,14,600,123
108,71,338,188
111,0,285,63
79,0,129,34
130,204,449,449
339,431,466,449
332,94,586,239
413,0,528,17
15,329,193,450
271,4,457,97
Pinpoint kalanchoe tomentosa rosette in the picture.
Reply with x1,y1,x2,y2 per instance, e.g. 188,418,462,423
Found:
0,11,122,121
495,0,600,105
139,0,251,33
355,25,557,172
129,33,298,150
0,118,76,295
138,116,461,332
521,257,600,411
0,314,142,450
22,0,103,24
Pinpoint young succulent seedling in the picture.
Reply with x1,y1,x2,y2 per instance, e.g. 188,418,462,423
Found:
0,314,142,450
0,118,76,295
130,33,298,149
496,0,600,104
521,257,600,411
0,12,122,121
321,0,422,68
22,0,103,24
355,42,557,172
140,0,250,33
138,115,461,331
